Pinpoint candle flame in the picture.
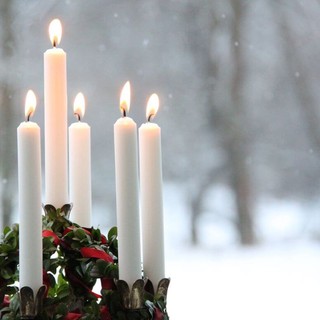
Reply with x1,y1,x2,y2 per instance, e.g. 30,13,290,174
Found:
25,90,37,121
119,81,130,117
49,19,62,47
146,93,159,121
73,92,85,121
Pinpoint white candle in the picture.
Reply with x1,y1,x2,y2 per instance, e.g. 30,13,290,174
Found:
139,94,165,284
17,90,43,292
44,19,68,208
69,93,92,227
114,81,142,287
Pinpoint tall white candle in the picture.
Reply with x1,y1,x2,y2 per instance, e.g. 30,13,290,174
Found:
139,94,165,284
114,81,142,287
17,90,43,292
69,93,92,227
44,19,68,208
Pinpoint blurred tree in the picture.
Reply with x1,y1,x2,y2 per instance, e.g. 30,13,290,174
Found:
271,2,320,237
184,0,256,245
0,0,16,231
181,1,221,245
225,0,255,244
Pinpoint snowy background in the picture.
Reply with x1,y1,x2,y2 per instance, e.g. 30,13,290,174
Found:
1,1,320,319
164,184,320,319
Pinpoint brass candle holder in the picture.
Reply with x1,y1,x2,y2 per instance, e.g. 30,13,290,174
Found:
115,277,170,318
19,286,46,319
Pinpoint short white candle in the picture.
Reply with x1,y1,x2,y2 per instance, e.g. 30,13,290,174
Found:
69,93,92,227
114,81,142,287
139,94,165,284
44,19,68,208
17,90,43,292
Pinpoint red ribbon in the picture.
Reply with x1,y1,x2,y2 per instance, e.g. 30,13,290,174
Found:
100,306,112,320
65,268,102,299
100,234,107,244
63,307,111,320
101,277,115,290
42,229,60,246
62,226,76,236
154,307,165,320
80,247,113,263
0,295,10,308
64,313,82,320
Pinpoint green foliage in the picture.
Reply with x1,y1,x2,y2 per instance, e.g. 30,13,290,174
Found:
0,206,169,319
0,224,19,289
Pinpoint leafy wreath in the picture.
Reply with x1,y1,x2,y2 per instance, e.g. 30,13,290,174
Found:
0,205,169,320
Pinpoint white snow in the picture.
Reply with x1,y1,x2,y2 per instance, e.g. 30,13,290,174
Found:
166,242,320,320
163,184,320,319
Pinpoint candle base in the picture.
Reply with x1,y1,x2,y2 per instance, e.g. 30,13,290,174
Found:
109,277,170,319
144,277,170,298
19,286,46,319
42,203,73,220
116,278,145,309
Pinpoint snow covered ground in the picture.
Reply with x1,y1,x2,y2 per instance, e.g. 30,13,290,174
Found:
163,184,320,319
166,242,320,320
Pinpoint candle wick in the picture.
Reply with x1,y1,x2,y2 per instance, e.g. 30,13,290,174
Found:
53,38,57,48
74,113,81,122
26,113,31,122
122,108,127,118
147,113,154,122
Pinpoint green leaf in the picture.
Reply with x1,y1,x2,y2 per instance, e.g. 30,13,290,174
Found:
56,283,71,300
1,267,13,279
3,226,11,237
0,244,13,253
108,226,117,241
91,228,100,241
9,292,20,313
48,272,56,288
74,228,87,240
55,303,68,316
42,236,57,252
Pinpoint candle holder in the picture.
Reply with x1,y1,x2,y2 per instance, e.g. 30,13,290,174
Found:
42,203,73,220
116,278,145,309
19,286,46,319
0,207,170,319
110,277,170,319
144,277,170,298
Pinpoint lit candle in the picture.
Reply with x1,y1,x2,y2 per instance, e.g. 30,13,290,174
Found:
44,18,68,207
69,93,92,227
17,90,43,292
139,94,165,284
114,81,142,286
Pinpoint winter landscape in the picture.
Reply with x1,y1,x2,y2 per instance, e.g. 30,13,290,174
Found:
1,1,320,319
164,184,320,319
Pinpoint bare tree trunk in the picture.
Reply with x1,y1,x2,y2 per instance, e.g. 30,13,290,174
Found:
190,189,203,245
0,1,16,231
225,0,255,245
184,0,256,245
183,2,222,245
228,137,255,244
189,168,226,245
